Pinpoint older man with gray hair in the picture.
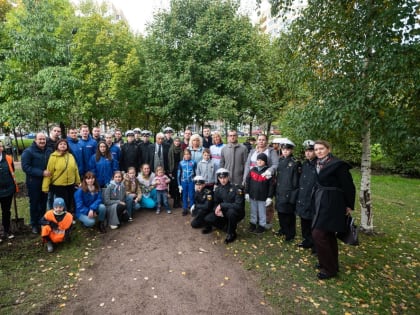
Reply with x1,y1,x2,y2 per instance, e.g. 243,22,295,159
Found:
145,132,170,174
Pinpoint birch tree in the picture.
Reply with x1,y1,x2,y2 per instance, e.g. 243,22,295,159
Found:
266,0,419,232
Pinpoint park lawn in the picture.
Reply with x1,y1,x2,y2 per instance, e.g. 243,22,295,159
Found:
227,170,419,314
1,169,419,314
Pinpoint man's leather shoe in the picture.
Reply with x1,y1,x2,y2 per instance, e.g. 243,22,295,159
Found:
297,241,313,248
224,232,237,244
201,226,213,234
317,272,336,280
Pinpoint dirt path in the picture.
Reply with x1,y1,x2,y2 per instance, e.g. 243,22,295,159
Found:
62,209,274,315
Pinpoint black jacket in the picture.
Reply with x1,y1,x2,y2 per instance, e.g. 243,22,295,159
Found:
214,182,245,217
312,156,355,233
245,165,274,201
275,155,301,213
296,159,317,220
195,188,214,214
120,142,141,172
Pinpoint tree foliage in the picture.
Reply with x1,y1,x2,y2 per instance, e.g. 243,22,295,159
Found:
145,0,263,131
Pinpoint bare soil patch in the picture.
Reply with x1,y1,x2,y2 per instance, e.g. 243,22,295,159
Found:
62,209,274,315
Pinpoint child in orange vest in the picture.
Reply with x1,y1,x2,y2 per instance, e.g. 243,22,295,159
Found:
40,197,73,253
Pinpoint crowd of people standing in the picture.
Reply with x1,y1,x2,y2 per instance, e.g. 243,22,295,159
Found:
1,124,356,280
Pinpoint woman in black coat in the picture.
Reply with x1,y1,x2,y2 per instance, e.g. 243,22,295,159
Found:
312,140,356,280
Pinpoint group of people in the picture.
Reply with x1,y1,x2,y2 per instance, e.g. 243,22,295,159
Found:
0,125,355,280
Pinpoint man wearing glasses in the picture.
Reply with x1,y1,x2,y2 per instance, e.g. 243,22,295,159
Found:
202,168,245,244
220,130,248,186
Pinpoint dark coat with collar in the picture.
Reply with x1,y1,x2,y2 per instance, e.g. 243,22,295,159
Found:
312,157,355,233
296,158,317,220
275,155,301,213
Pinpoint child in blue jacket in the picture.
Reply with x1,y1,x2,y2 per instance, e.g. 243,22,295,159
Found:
177,149,196,216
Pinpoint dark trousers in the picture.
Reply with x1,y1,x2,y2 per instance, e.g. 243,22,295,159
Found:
300,217,314,246
205,208,245,234
50,184,75,214
312,228,339,276
278,212,296,240
169,180,181,207
0,194,13,234
27,181,48,226
191,208,212,228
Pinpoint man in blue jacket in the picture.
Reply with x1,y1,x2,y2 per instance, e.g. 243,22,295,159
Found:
21,133,53,234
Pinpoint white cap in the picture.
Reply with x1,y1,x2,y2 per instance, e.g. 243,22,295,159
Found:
281,138,295,148
272,137,287,144
125,130,134,136
216,168,230,176
193,175,206,184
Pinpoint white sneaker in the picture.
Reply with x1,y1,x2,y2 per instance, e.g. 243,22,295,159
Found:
109,225,118,230
47,241,54,253
156,208,161,214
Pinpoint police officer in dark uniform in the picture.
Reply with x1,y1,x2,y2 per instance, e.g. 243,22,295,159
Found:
203,168,245,244
190,176,214,229
163,127,174,146
296,140,317,251
120,130,141,173
138,130,152,166
275,138,301,241
133,128,142,146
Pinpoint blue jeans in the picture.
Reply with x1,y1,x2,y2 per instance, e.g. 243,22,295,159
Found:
181,181,195,209
78,204,106,227
126,194,141,217
140,188,157,209
156,190,170,211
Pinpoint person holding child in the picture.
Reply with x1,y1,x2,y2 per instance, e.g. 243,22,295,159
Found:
244,153,275,234
40,197,73,253
103,171,127,229
153,166,172,214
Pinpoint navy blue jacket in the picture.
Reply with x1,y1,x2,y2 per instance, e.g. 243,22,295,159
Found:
21,142,53,185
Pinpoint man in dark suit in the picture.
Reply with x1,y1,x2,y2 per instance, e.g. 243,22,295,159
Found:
145,132,170,174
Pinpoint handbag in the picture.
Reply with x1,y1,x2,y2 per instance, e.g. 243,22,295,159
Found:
337,215,359,245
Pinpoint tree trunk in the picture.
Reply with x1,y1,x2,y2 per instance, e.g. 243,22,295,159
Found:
359,124,374,233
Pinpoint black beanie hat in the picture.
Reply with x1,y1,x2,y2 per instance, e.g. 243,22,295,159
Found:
256,153,268,164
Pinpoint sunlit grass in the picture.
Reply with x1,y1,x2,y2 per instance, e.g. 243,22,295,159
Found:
225,170,420,314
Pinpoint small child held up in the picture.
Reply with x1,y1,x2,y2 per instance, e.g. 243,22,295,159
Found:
245,153,274,234
40,197,73,253
152,166,172,214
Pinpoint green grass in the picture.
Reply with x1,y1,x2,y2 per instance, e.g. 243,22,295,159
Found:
0,169,101,314
1,170,419,314
225,170,420,314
